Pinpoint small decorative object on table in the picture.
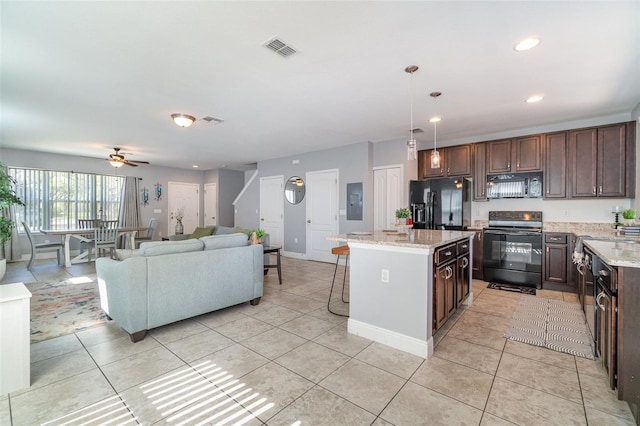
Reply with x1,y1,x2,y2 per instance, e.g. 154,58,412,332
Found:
395,207,411,226
250,228,266,243
622,209,636,226
171,208,185,235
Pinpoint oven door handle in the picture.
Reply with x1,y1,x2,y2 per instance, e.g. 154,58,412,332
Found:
484,229,541,237
596,291,606,311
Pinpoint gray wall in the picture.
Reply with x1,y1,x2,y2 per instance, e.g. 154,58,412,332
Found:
235,141,374,255
218,169,244,227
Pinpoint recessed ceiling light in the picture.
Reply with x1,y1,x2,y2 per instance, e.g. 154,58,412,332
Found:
525,95,544,103
192,165,199,168
514,37,540,51
429,116,442,123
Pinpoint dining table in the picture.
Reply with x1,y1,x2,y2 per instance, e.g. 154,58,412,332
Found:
39,225,149,267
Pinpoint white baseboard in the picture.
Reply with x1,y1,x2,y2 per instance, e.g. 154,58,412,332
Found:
348,318,433,359
281,251,306,260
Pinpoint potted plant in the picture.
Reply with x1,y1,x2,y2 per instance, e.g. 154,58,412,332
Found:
250,228,266,244
622,209,636,226
395,207,411,225
0,163,25,280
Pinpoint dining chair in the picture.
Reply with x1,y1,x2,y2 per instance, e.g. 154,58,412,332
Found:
77,219,100,258
135,218,158,248
22,222,64,270
93,225,118,260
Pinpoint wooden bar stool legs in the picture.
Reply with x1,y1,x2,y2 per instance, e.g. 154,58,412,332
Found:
328,245,350,317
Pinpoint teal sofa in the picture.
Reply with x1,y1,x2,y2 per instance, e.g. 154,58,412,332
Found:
95,233,264,342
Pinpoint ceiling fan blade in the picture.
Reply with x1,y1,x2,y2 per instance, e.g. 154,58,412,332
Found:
123,161,138,167
127,160,150,164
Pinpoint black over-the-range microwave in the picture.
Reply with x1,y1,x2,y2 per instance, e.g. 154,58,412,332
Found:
486,172,543,199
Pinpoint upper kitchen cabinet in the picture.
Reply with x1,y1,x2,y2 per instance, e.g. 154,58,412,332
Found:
569,122,635,198
487,136,542,174
418,145,471,179
544,132,568,199
473,142,487,201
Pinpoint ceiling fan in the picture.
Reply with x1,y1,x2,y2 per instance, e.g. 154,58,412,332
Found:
107,148,150,168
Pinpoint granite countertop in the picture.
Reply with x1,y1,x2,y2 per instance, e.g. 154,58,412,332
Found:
583,239,640,268
327,229,475,250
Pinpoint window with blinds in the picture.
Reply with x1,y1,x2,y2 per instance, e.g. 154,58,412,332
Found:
9,168,124,231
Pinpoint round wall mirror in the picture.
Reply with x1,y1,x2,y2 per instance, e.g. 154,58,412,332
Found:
285,176,305,204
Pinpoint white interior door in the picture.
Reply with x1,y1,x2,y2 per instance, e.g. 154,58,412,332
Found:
373,166,403,230
168,182,199,235
204,183,217,227
260,176,284,247
306,169,338,263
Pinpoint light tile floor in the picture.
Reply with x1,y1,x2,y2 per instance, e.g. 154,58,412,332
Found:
1,256,637,425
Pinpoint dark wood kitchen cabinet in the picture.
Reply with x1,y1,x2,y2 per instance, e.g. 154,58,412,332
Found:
486,139,512,173
569,122,634,198
544,132,568,199
418,145,471,179
543,233,574,291
473,143,487,201
433,242,458,332
456,240,470,307
617,267,640,422
487,136,542,174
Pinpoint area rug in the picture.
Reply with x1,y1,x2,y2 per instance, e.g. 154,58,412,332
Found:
504,295,594,359
26,276,109,343
488,282,536,295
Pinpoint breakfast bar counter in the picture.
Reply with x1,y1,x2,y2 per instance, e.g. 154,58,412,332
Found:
327,229,475,359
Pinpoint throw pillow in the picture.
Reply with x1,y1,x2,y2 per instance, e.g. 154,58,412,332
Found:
115,249,140,260
234,227,252,238
190,226,216,239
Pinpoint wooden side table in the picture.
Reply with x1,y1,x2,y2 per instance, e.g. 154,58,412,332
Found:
262,245,282,284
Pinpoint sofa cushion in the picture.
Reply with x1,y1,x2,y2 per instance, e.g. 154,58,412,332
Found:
139,239,204,256
214,226,236,235
115,249,140,260
190,226,216,239
234,227,253,237
200,233,250,251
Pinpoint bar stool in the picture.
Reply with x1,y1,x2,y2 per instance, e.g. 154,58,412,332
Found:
328,245,350,317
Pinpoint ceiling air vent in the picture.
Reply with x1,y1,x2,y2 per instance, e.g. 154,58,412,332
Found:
264,37,298,58
202,116,224,124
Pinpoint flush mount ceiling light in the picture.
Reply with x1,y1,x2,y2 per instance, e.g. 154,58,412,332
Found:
514,37,540,51
429,91,442,169
171,113,196,128
405,65,419,161
525,94,544,103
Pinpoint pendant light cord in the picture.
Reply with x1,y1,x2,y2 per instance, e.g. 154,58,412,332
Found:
410,73,414,142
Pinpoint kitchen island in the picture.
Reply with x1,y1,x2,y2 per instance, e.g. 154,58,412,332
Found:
327,229,475,359
582,238,640,423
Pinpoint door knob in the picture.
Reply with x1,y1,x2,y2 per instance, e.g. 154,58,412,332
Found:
307,220,311,223
260,218,264,221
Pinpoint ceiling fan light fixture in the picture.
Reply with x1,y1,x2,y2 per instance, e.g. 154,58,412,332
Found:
171,113,196,128
109,159,125,168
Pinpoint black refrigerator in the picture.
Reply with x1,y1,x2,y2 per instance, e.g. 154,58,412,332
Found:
409,178,471,230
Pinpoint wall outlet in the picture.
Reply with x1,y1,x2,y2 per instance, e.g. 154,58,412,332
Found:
294,237,298,243
153,209,161,214
381,269,389,283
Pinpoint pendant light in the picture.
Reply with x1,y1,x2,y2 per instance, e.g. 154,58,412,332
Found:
405,65,419,161
429,91,442,169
